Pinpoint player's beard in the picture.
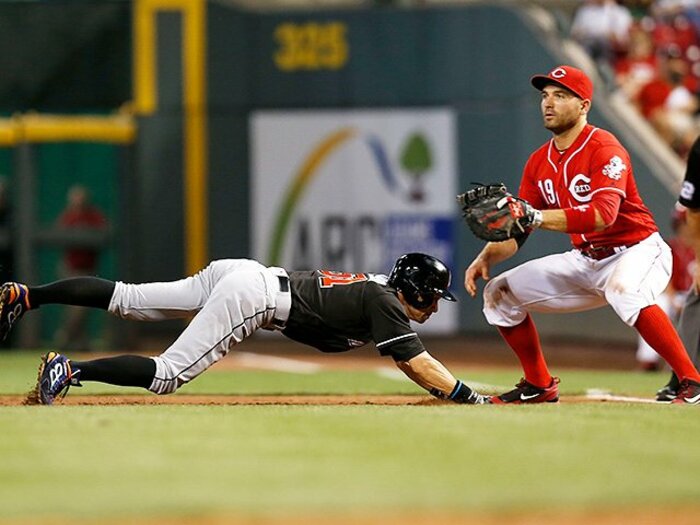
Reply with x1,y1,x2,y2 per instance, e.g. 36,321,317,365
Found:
543,112,579,135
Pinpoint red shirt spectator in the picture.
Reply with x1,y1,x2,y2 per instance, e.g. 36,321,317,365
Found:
57,185,107,273
637,76,675,117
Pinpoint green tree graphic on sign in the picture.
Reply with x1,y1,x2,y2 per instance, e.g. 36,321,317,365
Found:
400,132,432,202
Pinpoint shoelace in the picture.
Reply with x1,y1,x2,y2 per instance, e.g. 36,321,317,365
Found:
514,378,530,389
55,383,72,402
49,361,75,402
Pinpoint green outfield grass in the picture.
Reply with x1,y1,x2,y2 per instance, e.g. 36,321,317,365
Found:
1,351,699,523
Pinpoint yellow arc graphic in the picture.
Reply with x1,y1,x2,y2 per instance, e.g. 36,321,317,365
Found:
268,128,356,265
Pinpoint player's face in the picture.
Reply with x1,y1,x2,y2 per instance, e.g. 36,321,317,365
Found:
540,85,587,134
399,293,440,323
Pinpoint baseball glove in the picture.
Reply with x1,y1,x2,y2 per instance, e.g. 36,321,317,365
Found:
457,183,540,242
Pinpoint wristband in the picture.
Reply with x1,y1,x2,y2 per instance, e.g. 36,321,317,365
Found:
429,382,471,401
563,205,597,233
530,208,543,228
431,381,490,404
449,380,475,403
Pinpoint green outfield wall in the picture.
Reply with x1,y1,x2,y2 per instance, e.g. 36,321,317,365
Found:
0,1,675,343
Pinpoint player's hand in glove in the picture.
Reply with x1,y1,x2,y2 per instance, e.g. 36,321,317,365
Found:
457,183,543,242
508,195,543,232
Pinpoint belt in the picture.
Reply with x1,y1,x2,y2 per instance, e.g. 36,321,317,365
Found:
579,242,639,260
267,266,291,330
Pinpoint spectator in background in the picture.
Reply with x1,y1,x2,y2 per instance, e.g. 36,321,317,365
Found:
636,45,700,155
571,0,634,79
615,24,658,99
54,185,107,352
636,204,696,370
649,3,698,52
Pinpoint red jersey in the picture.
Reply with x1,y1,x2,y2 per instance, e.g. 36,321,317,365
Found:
519,124,658,249
59,206,107,271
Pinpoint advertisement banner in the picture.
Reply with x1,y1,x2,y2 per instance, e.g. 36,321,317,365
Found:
251,109,458,333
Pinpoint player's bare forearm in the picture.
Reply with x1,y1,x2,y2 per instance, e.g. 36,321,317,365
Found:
480,238,519,263
538,208,607,232
397,351,490,404
464,239,518,297
396,351,457,394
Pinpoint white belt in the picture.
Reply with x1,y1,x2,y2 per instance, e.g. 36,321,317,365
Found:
267,266,291,330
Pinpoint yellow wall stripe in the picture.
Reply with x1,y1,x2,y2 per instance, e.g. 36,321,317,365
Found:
0,114,136,146
134,0,208,275
134,0,157,115
183,0,208,275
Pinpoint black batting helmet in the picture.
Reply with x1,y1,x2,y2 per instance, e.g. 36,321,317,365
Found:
388,253,457,309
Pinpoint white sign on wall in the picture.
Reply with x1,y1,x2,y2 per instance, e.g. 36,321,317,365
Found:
251,109,458,333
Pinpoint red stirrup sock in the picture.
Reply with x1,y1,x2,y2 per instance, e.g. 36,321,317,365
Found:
634,305,700,382
497,314,552,388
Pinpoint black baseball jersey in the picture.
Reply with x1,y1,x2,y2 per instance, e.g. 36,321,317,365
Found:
680,136,700,209
281,270,425,362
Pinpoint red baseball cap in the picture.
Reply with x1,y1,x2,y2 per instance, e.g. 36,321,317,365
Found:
531,65,594,101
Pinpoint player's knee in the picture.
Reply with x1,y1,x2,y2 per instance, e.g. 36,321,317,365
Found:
605,273,630,296
483,277,515,312
483,277,526,326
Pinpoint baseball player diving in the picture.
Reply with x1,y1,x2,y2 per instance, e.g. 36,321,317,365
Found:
0,253,491,405
461,65,700,405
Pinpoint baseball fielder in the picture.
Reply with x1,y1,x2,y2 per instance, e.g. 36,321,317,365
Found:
0,253,490,405
464,64,700,404
658,135,700,400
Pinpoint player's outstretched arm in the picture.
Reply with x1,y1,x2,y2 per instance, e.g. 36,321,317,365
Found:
464,239,518,297
395,351,489,404
538,208,607,232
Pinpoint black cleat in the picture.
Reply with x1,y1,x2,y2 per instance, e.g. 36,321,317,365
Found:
491,377,560,404
671,379,700,405
0,282,30,341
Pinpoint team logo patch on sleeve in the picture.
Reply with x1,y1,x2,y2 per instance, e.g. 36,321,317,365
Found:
569,174,592,202
602,156,627,180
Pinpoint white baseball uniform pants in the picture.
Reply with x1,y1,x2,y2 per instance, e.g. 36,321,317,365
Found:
107,259,291,394
483,232,672,328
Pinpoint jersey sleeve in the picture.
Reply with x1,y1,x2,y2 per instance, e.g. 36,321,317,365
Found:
587,144,630,197
679,137,700,209
366,293,426,362
518,155,547,209
590,190,622,225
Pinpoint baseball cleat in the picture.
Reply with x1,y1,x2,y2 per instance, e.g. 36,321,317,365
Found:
671,379,700,405
35,352,81,405
0,282,30,341
491,376,560,404
656,384,678,403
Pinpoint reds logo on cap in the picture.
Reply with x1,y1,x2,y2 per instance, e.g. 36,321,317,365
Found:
530,65,594,101
550,67,567,79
